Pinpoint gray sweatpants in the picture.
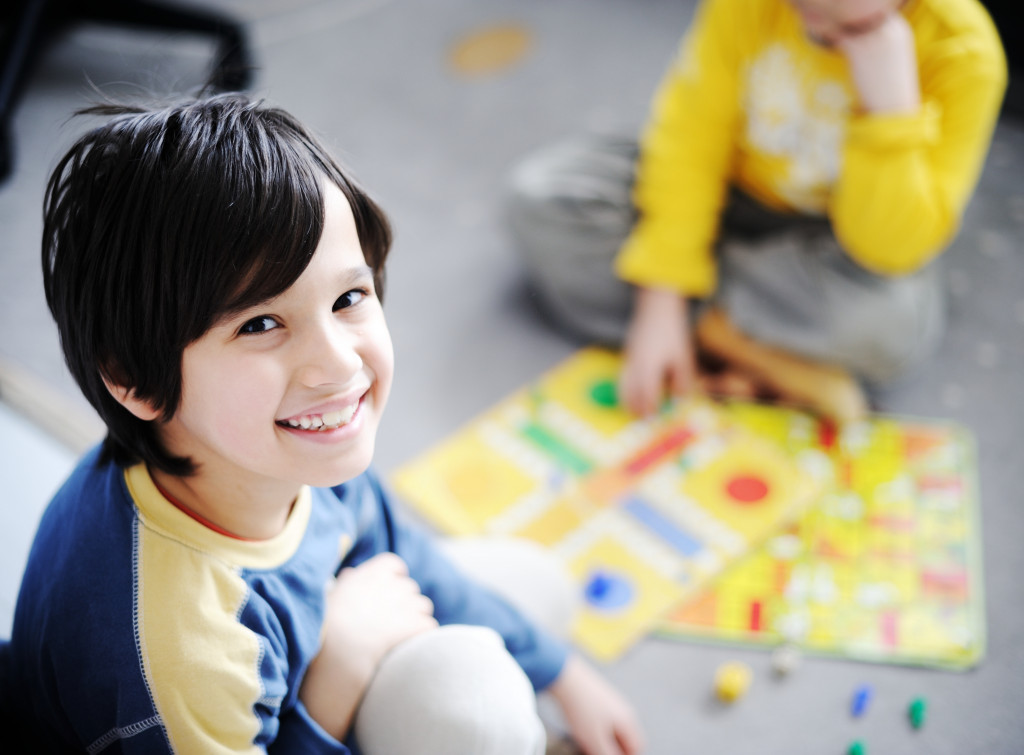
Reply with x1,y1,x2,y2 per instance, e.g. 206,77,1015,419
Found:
506,135,946,385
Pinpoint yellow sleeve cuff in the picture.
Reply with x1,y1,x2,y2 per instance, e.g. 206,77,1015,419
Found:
614,225,717,299
845,101,941,151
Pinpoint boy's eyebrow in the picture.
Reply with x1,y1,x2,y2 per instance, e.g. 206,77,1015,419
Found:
330,263,376,293
341,264,375,283
215,264,377,324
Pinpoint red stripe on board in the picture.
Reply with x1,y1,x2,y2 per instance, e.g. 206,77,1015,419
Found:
881,611,898,647
624,428,694,475
750,601,763,632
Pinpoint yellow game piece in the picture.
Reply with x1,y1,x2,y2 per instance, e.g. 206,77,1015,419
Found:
714,661,752,702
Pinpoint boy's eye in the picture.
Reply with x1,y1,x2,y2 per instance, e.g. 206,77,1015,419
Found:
238,316,279,335
333,289,367,311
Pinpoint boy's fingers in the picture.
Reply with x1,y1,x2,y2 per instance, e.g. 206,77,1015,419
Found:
416,594,435,616
615,723,646,755
586,733,620,755
668,360,693,397
618,371,644,416
633,383,658,417
363,551,409,575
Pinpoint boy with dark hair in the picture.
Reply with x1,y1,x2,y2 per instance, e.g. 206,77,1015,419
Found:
9,94,644,754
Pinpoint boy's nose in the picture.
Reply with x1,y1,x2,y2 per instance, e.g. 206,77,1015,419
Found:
295,324,363,388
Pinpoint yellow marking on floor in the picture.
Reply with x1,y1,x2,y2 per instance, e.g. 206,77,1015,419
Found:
448,24,532,76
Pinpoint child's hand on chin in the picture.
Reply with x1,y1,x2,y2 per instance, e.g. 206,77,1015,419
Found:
300,553,438,740
548,654,647,755
837,12,920,114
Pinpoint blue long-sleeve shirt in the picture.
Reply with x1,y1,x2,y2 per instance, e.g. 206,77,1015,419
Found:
9,447,567,753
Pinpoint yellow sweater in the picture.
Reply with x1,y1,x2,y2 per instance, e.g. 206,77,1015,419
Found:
615,0,1006,297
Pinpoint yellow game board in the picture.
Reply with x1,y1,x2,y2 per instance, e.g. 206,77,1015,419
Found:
392,349,824,660
661,401,985,670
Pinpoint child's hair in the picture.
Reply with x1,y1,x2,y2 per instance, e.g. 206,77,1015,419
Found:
42,93,392,476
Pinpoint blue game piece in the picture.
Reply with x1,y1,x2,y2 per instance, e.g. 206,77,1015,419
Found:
586,572,612,599
583,569,633,611
851,684,873,717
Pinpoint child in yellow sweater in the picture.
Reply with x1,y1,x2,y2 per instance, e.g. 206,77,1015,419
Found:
509,0,1006,420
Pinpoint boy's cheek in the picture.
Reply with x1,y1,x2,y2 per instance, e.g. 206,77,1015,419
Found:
369,319,396,377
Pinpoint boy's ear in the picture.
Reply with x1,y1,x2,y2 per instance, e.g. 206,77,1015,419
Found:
102,377,161,422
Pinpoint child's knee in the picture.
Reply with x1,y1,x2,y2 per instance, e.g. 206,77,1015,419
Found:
354,625,545,755
506,137,637,266
849,332,941,386
838,287,946,385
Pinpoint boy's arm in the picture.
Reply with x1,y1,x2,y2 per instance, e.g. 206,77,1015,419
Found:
614,0,745,299
612,0,746,414
294,553,438,743
548,654,646,755
830,9,1007,274
348,471,569,690
271,704,357,754
349,474,646,753
620,285,695,416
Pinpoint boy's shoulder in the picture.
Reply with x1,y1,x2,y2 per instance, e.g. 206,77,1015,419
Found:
9,457,382,744
325,465,385,502
30,445,137,562
9,449,159,743
320,466,392,536
28,453,387,570
15,447,140,624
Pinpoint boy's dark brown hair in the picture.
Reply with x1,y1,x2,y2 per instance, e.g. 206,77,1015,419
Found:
42,93,392,476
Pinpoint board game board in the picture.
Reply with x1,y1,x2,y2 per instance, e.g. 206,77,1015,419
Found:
662,400,985,670
392,348,825,660
394,348,985,668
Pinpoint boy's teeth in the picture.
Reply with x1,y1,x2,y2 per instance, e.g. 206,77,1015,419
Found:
285,404,357,431
321,410,344,426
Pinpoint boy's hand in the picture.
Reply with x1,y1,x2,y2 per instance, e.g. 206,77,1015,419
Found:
838,11,920,114
548,654,646,755
299,553,438,741
620,287,695,416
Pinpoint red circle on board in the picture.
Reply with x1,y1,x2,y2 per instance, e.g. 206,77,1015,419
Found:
726,475,769,503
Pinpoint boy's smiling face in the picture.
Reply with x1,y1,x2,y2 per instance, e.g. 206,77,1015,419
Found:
153,181,393,526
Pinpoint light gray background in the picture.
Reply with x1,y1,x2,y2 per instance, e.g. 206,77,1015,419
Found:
1,1,1022,753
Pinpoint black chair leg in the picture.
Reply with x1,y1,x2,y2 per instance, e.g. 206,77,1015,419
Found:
0,0,254,183
210,22,251,92
80,0,254,91
0,0,56,182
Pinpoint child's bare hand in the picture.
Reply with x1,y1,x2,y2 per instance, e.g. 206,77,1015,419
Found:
299,553,437,740
548,655,646,755
620,287,695,416
326,552,438,663
838,11,920,114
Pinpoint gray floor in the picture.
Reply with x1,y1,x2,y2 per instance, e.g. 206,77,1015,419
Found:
1,1,1023,752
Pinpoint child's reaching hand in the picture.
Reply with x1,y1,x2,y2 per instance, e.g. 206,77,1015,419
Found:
620,286,696,416
299,552,438,741
548,654,646,755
